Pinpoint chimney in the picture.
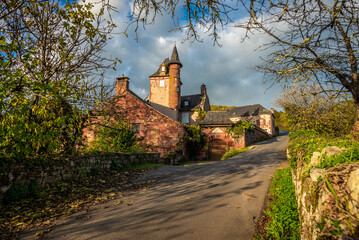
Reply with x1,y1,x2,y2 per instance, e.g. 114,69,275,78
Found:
201,84,207,95
116,74,129,95
270,108,274,114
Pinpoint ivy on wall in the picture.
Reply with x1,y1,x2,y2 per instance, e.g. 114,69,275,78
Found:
226,121,254,137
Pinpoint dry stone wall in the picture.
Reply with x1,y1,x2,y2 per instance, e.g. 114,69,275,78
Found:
290,147,359,239
0,153,160,194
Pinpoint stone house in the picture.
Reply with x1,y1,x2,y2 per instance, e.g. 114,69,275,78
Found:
84,75,187,157
199,105,275,160
85,45,275,159
85,45,209,157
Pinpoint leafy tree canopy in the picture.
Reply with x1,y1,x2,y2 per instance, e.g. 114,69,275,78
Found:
0,0,117,162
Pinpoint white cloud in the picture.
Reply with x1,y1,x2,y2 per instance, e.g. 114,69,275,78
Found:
99,3,282,110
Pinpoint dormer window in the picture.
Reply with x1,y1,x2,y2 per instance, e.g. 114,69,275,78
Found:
184,100,189,106
161,66,165,72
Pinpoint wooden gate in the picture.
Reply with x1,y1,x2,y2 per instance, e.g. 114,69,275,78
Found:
209,139,227,161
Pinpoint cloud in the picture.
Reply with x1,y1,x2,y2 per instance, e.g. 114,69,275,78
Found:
97,2,282,110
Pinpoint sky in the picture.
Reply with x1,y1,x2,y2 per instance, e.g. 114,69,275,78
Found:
95,1,282,110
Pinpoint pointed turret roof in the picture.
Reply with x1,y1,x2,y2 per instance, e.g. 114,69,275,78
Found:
169,44,182,67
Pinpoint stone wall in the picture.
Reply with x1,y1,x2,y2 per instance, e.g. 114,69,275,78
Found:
290,147,359,239
247,125,271,145
229,113,275,137
0,153,160,194
200,125,270,160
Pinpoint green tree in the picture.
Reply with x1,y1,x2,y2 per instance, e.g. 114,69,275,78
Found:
0,0,117,162
272,110,289,131
210,105,235,111
276,84,357,135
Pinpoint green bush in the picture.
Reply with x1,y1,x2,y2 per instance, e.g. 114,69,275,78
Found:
88,115,138,153
263,168,300,239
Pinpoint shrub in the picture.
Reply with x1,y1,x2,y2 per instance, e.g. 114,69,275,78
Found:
88,115,138,153
181,124,206,159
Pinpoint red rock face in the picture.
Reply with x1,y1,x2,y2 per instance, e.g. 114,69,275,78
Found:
84,90,186,157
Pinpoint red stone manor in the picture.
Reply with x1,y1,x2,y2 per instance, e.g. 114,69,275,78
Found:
86,45,275,160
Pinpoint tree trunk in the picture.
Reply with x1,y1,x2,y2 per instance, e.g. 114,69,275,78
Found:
351,102,359,135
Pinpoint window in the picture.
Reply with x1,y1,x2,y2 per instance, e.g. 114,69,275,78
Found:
161,66,166,72
177,86,180,92
160,80,165,87
260,119,265,126
184,100,189,106
182,112,189,124
177,73,180,78
133,123,140,134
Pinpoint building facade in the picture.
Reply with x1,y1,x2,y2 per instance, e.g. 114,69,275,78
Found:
86,45,275,159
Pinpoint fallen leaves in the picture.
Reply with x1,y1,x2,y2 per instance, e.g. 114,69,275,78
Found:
0,167,153,239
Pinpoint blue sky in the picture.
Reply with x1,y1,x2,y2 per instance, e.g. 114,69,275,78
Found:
89,1,282,110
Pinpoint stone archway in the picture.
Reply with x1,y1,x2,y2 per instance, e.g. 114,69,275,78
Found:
208,139,227,161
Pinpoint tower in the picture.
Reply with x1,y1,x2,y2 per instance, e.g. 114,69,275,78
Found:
149,45,182,120
168,45,182,110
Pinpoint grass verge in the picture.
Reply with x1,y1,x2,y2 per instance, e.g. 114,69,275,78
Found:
254,167,300,240
221,147,249,160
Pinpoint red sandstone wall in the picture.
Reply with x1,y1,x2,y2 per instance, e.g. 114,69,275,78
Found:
200,125,270,160
201,126,246,149
85,91,186,157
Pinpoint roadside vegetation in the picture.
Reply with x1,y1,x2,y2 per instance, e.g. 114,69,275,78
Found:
257,82,359,238
0,163,161,239
287,130,359,169
221,147,249,160
255,167,300,240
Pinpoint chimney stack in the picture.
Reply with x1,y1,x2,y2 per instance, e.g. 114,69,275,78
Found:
270,108,274,114
116,74,129,95
201,84,207,95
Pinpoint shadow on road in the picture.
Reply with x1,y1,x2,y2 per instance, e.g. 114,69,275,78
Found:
42,135,289,240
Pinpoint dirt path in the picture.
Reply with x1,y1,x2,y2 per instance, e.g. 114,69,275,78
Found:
21,134,289,240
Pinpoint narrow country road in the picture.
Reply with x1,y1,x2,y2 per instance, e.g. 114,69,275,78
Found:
29,134,288,240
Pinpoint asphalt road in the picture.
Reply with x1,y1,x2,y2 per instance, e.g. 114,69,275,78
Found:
33,134,288,240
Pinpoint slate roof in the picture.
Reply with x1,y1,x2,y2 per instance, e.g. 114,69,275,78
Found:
200,111,232,125
229,104,271,116
180,94,206,111
169,45,182,67
201,104,271,125
150,45,182,77
150,57,170,78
